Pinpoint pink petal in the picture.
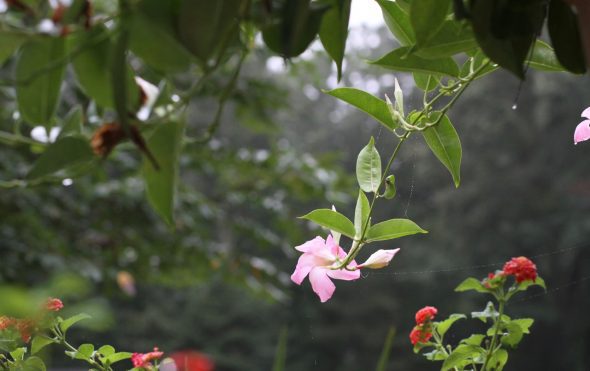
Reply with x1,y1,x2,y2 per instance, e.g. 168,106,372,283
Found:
294,236,325,253
325,234,339,257
574,120,590,144
582,107,590,120
309,268,336,302
326,268,361,281
291,264,312,285
358,249,400,269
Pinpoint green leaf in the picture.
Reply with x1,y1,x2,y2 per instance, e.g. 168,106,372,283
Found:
515,276,546,292
423,349,447,361
106,352,133,365
421,114,462,187
31,336,56,355
0,31,28,65
366,219,427,242
128,0,193,73
442,344,484,371
471,302,499,322
300,209,356,238
74,344,95,360
548,0,586,74
59,313,92,334
26,136,94,180
177,0,241,63
319,0,351,81
527,40,565,72
10,347,26,361
69,26,139,109
455,278,489,294
325,88,397,130
487,349,508,371
371,47,460,77
461,334,486,346
23,356,46,371
436,313,466,338
410,0,451,46
263,1,328,58
59,106,84,137
376,0,414,45
356,137,382,193
413,20,477,59
16,37,66,127
499,321,523,347
142,121,185,227
354,190,371,238
413,73,439,92
511,318,534,334
97,345,115,357
383,174,396,199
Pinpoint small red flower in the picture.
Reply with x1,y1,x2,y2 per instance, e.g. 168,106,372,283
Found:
503,256,537,283
409,325,433,345
415,306,438,325
16,319,34,343
0,316,16,331
132,347,164,369
45,298,64,312
483,271,504,288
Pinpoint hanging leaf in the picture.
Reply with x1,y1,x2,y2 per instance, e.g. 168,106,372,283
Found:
354,190,371,238
325,88,397,130
421,114,462,188
410,0,451,46
366,218,427,242
383,174,397,199
26,136,95,180
299,209,356,238
356,137,382,193
548,0,586,74
16,37,66,127
371,47,460,77
319,0,351,81
527,40,565,72
142,121,185,227
376,0,414,45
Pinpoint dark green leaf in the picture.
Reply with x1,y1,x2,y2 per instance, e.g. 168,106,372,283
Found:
16,38,66,126
436,314,466,338
413,73,439,92
26,136,94,180
376,0,414,45
548,0,586,74
300,209,356,238
0,31,28,65
319,0,351,81
142,121,185,227
354,190,371,238
371,46,460,77
413,20,477,59
59,106,84,137
421,114,462,187
366,219,427,242
410,0,451,46
356,137,382,193
527,40,565,72
325,88,397,130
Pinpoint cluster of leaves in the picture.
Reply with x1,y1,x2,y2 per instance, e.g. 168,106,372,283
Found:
413,268,546,370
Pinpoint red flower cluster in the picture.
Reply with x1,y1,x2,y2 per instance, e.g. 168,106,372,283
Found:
45,298,64,312
503,256,537,283
0,297,63,343
132,347,164,369
170,350,215,371
409,306,438,346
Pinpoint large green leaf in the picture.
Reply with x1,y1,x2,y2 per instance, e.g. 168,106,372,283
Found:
410,0,451,46
413,20,477,59
263,0,328,58
366,219,427,242
26,136,94,180
16,38,66,126
356,137,382,193
142,121,185,227
178,0,242,63
376,0,414,45
548,0,586,74
325,88,397,130
354,190,370,238
527,40,565,72
0,31,28,65
300,209,356,238
319,0,351,81
421,114,462,187
371,47,460,77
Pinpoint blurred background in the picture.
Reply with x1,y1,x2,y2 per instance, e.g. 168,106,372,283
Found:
1,2,590,370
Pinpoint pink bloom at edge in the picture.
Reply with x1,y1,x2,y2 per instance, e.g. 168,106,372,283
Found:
574,107,590,144
357,249,400,269
291,235,360,302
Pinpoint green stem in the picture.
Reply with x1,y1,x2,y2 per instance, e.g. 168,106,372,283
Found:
481,300,505,371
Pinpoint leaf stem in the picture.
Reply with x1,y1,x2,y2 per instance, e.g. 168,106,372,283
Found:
481,299,505,370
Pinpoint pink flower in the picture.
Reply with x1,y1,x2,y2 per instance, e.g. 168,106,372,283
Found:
574,107,590,144
132,347,164,369
291,235,360,302
45,298,64,312
357,249,400,269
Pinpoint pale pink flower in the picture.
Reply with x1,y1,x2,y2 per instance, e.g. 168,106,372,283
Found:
357,249,400,269
291,235,360,302
574,107,590,144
